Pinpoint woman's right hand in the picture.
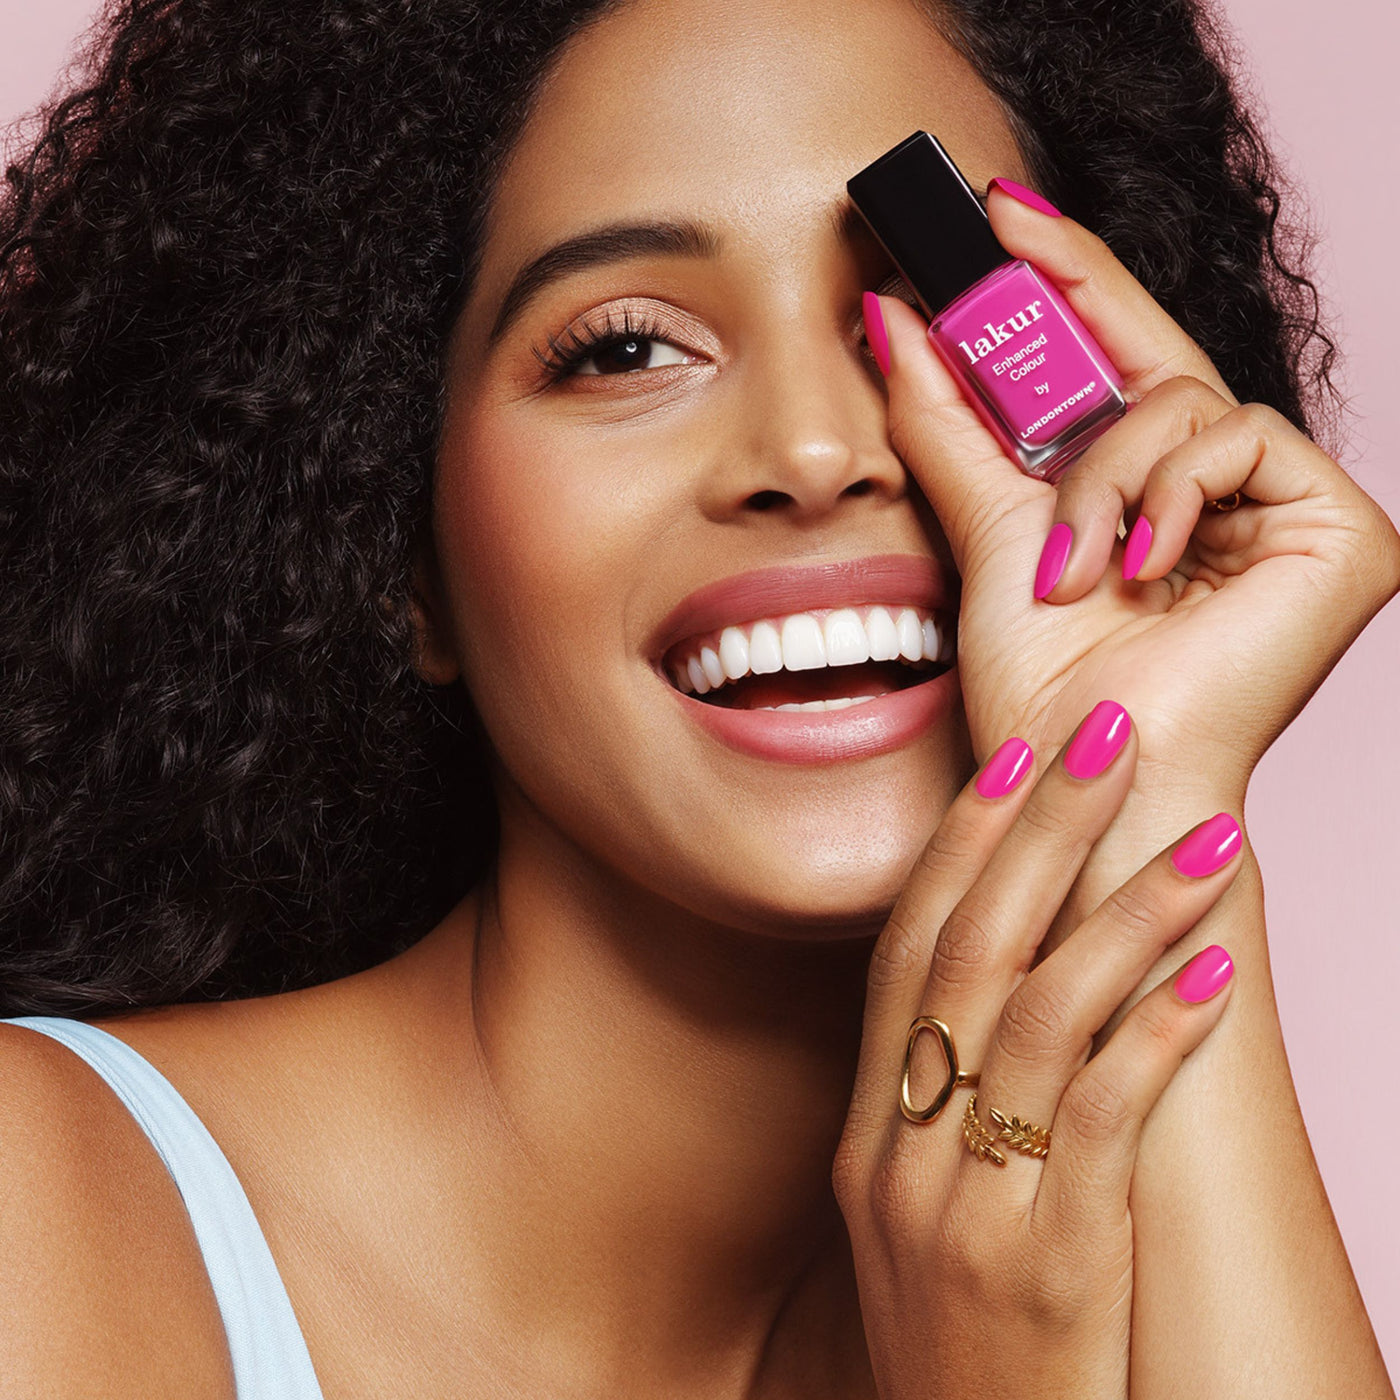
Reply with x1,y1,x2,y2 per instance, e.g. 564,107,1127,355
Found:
832,699,1241,1399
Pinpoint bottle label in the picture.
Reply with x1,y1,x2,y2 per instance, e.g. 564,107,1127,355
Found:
930,263,1121,450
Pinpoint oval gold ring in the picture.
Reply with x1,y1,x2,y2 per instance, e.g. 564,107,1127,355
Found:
1203,490,1243,512
899,1016,980,1124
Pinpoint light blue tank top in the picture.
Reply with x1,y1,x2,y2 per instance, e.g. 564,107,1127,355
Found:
2,1016,325,1399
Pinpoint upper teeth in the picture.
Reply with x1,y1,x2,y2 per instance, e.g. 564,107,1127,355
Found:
669,605,955,695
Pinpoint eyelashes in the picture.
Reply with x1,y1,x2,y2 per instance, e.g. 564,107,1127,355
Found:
532,307,684,382
530,279,916,384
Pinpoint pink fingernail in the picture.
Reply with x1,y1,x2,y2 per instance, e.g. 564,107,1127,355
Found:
1122,515,1153,580
988,177,1062,218
1034,522,1073,599
1171,813,1242,878
976,737,1034,799
862,291,891,377
1062,700,1131,780
1174,945,1234,1004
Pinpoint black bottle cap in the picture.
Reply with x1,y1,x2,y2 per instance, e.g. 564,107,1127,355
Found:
846,131,1010,319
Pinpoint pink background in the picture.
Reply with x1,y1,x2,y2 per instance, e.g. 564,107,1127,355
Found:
4,0,1397,1375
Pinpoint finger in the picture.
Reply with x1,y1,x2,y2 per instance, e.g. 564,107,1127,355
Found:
1128,401,1359,581
872,293,1048,583
1030,943,1235,1243
1030,376,1234,602
969,812,1243,1185
842,732,1037,1157
896,700,1136,1146
985,181,1238,406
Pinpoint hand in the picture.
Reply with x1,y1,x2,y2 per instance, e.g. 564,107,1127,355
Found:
867,186,1400,801
833,701,1241,1399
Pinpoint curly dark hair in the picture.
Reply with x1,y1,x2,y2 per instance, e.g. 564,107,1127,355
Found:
0,0,1338,1017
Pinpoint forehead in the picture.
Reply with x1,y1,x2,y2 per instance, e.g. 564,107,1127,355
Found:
473,0,1026,299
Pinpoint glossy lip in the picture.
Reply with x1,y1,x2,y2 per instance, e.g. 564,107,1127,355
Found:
648,552,958,664
672,663,961,765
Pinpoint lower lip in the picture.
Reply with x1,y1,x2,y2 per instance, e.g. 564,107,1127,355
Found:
673,668,961,764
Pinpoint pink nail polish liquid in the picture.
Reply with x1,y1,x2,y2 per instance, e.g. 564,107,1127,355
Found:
848,132,1127,483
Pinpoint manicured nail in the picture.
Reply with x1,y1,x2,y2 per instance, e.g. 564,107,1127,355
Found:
976,737,1034,799
1174,945,1234,1004
1034,522,1073,599
988,177,1062,218
1062,700,1131,780
1122,515,1153,580
1171,813,1242,878
862,291,891,377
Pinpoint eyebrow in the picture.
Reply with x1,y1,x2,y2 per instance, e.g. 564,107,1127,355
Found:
488,218,722,344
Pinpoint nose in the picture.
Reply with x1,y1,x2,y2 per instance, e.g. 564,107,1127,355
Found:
698,327,908,524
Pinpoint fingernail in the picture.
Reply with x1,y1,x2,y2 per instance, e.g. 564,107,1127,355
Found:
1171,813,1242,878
976,737,1034,799
862,291,891,377
1174,945,1234,1004
1034,522,1073,599
1062,700,1131,780
1122,515,1153,580
988,177,1062,218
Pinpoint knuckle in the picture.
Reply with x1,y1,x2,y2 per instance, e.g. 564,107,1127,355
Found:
1100,879,1170,946
1058,1071,1136,1146
930,900,1001,987
1008,1251,1094,1325
1014,787,1088,853
913,804,987,881
865,908,930,992
864,1135,931,1233
1132,996,1185,1060
1229,399,1281,441
831,1133,870,1215
997,976,1078,1066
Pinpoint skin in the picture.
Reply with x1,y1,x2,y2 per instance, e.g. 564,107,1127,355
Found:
2,0,1395,1395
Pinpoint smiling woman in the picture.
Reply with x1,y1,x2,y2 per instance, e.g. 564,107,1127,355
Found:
1,0,1397,1398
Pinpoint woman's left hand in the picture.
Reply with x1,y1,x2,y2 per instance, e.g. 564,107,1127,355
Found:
869,186,1400,801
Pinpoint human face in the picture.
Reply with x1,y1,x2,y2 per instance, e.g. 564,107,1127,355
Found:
427,0,1030,937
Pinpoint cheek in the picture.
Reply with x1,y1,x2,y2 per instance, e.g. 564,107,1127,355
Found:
430,406,674,726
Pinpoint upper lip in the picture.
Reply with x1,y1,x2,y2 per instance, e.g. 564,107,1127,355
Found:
648,552,958,662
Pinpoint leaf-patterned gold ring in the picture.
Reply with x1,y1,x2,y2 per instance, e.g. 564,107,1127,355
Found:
962,1093,1006,1166
989,1106,1052,1158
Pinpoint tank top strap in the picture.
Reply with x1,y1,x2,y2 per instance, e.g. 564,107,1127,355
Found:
2,1015,324,1400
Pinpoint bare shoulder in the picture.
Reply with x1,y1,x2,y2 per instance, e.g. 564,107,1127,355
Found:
0,1020,236,1400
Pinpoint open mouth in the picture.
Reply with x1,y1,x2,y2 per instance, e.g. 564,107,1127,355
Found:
661,604,956,712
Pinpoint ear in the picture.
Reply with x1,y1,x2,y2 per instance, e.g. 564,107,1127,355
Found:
406,533,462,686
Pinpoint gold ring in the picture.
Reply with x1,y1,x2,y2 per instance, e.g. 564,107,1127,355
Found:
962,1093,1006,1165
989,1106,1052,1159
1203,490,1243,512
962,1095,1053,1166
900,1016,979,1123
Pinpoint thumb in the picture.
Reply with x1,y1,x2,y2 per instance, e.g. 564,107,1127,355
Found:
869,291,1046,578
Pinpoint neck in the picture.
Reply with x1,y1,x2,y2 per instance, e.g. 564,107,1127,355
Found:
415,781,881,1396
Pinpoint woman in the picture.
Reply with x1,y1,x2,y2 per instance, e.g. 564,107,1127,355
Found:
1,0,1395,1395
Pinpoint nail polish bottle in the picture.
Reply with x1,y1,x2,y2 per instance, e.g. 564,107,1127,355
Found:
848,131,1126,483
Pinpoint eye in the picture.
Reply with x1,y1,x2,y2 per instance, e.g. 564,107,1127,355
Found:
574,334,690,377
534,307,700,383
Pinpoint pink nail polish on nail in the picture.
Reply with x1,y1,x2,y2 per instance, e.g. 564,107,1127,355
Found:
1174,945,1234,1004
862,291,891,377
848,133,1126,484
1034,522,1073,599
1062,700,1131,780
976,737,1034,799
1122,515,1153,580
988,177,1062,218
1171,813,1242,878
